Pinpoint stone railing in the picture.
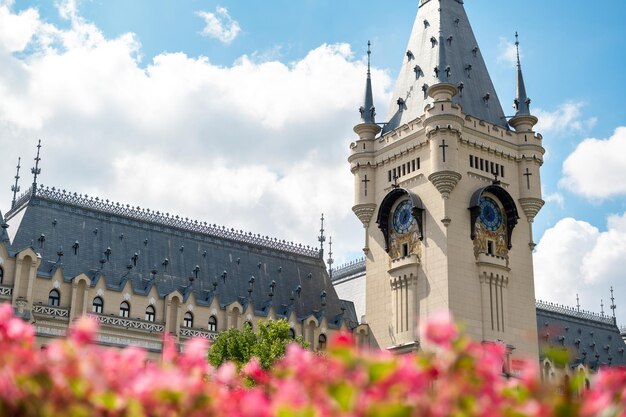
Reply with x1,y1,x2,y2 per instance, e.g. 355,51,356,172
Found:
536,300,615,325
90,313,165,333
33,304,70,318
332,258,366,281
9,185,320,258
179,327,219,340
0,285,12,298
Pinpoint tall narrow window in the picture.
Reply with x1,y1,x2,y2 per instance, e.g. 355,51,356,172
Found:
119,301,130,318
0,266,4,284
388,170,392,182
48,289,60,307
402,164,406,176
318,334,327,350
500,165,505,177
417,158,421,170
469,155,474,168
480,159,484,171
183,312,194,328
490,162,495,174
412,160,416,171
145,305,156,322
92,297,104,314
208,315,218,332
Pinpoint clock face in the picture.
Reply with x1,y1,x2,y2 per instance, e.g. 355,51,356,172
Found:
479,197,502,231
392,200,415,234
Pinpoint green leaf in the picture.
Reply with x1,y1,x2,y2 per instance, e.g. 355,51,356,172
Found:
329,382,356,411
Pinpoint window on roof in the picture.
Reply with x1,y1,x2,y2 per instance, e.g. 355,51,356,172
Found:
208,315,217,332
318,334,327,351
288,328,296,339
48,289,60,307
145,305,155,322
92,297,103,314
119,301,130,318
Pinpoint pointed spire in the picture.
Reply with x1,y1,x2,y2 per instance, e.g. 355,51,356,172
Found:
327,236,334,279
31,140,42,194
359,41,376,124
610,286,617,320
513,32,531,116
10,157,21,209
576,293,580,312
318,213,326,258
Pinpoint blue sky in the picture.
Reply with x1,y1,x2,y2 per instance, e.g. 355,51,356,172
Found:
1,0,626,323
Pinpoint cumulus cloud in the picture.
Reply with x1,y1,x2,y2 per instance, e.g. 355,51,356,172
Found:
0,3,391,266
560,127,626,199
534,101,597,136
196,7,241,44
497,37,518,68
534,215,626,323
543,192,564,209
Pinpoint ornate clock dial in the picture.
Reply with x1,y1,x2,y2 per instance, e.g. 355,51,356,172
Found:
479,197,502,231
392,200,415,234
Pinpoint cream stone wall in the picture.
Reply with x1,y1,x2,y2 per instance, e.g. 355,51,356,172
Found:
0,242,364,356
352,86,543,363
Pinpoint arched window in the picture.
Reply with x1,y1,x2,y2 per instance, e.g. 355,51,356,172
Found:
183,312,194,328
208,315,217,332
119,301,130,318
92,297,104,314
145,305,155,322
48,289,60,307
0,266,4,284
288,328,296,339
318,334,327,351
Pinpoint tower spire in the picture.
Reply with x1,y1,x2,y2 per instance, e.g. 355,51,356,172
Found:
513,32,531,116
318,213,326,258
359,41,376,124
327,236,334,279
610,286,617,321
31,140,42,194
10,157,21,209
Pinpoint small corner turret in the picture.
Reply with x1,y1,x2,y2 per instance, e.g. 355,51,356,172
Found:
354,41,381,140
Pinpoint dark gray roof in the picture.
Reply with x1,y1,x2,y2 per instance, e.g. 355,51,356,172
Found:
384,0,508,133
4,186,354,328
536,300,626,370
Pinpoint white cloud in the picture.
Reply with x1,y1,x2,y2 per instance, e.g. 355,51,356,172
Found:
0,5,40,52
534,102,597,136
196,7,241,44
560,127,626,199
497,37,518,68
0,4,391,264
534,215,626,323
544,192,564,208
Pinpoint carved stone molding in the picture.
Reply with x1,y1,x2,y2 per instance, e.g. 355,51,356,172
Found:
518,198,545,222
428,171,462,199
352,203,377,226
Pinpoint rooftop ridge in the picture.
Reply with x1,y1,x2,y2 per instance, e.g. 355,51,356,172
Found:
536,300,616,326
332,257,366,281
8,185,321,259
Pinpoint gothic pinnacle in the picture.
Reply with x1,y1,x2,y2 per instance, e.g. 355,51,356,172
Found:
359,41,376,124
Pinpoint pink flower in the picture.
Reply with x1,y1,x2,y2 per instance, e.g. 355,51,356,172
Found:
69,315,98,344
329,331,354,347
422,311,457,345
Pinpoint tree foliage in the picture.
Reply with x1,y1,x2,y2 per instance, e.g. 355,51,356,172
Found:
208,319,307,369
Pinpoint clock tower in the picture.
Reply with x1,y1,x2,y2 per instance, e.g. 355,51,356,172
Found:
350,0,544,363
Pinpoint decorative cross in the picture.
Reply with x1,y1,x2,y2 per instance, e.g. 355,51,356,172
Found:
492,173,500,185
362,174,370,196
439,140,449,163
327,236,334,279
391,175,400,189
523,167,532,189
11,157,21,209
31,139,42,191
318,213,326,258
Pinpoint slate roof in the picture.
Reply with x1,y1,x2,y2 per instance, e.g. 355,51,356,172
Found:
384,0,509,133
536,301,626,370
4,186,355,329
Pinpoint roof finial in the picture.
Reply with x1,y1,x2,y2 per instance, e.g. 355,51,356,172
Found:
367,40,372,77
327,236,334,279
31,140,42,194
610,286,617,319
601,299,605,316
512,32,531,117
318,213,326,258
358,41,376,124
576,293,580,312
11,157,21,209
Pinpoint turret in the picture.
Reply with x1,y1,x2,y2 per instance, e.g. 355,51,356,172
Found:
509,33,538,132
